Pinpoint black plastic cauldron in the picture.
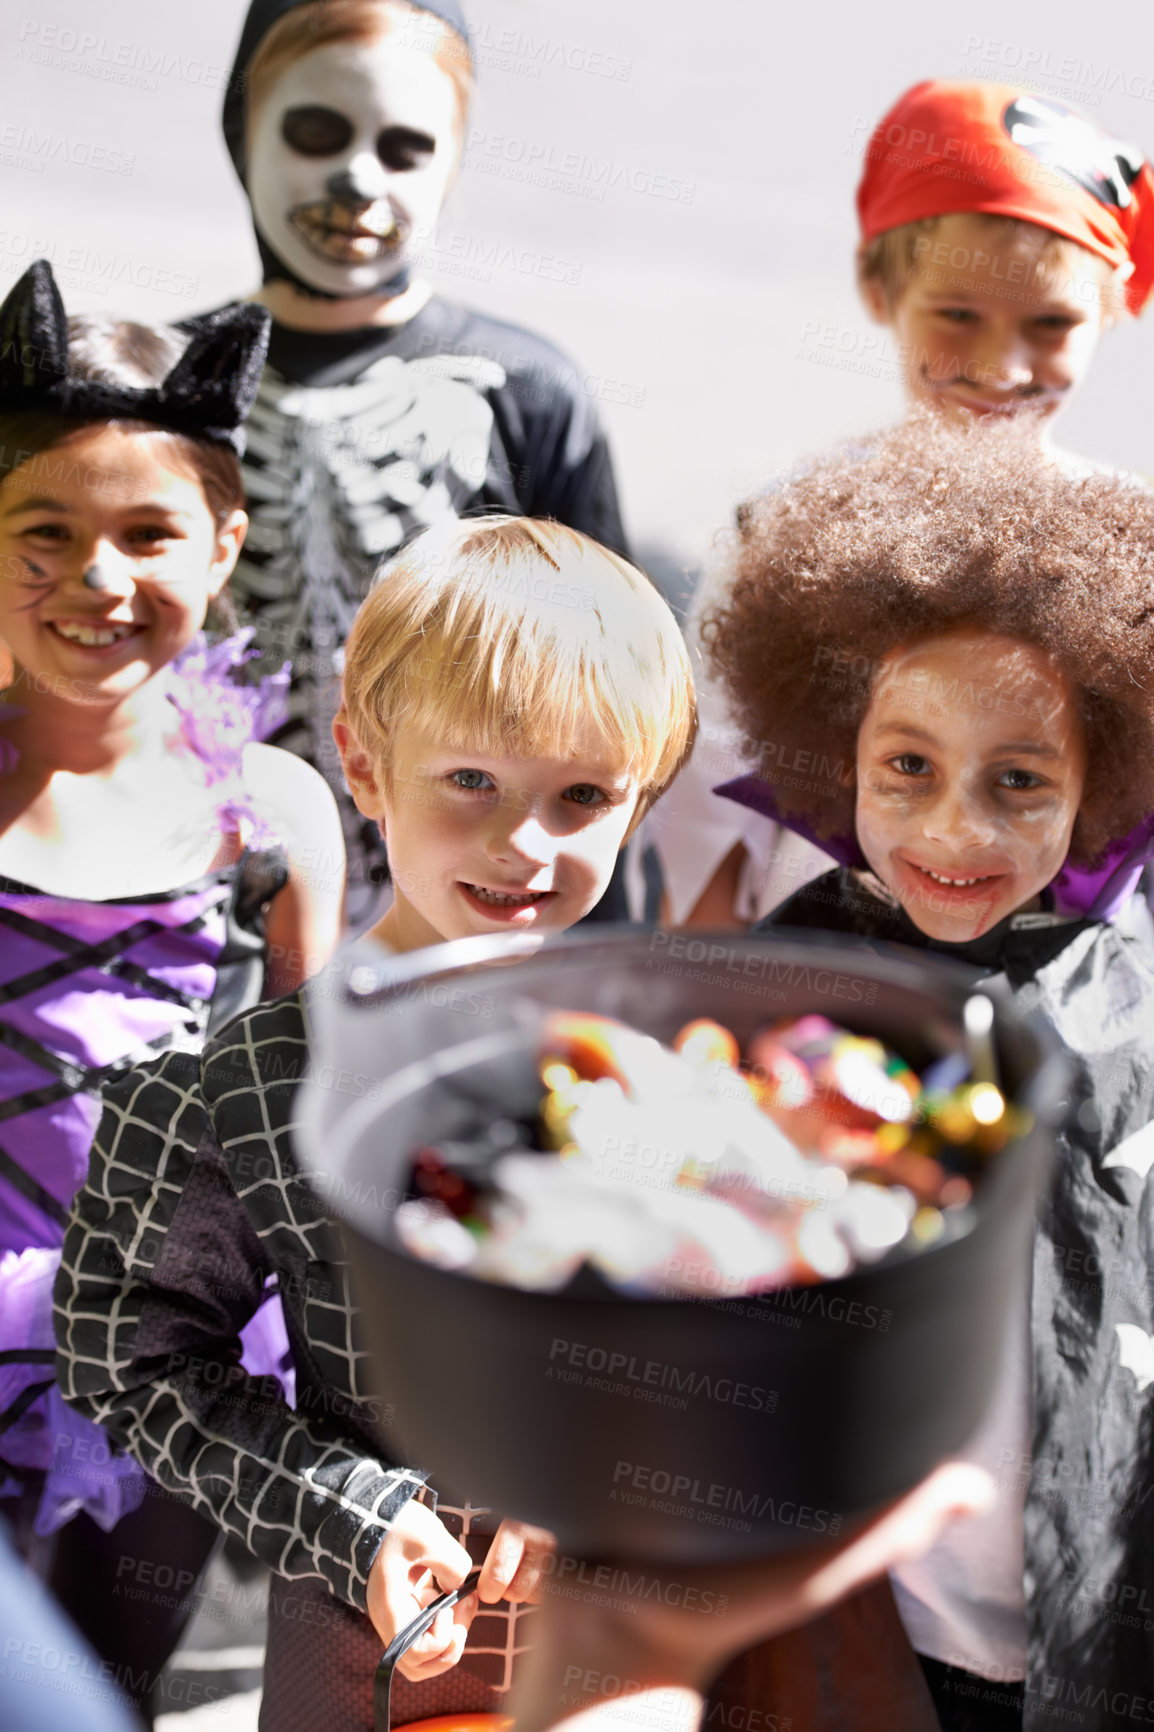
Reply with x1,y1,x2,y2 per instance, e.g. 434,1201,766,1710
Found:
296,928,1065,1564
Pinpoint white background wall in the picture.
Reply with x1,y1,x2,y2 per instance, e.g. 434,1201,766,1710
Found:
4,0,1153,575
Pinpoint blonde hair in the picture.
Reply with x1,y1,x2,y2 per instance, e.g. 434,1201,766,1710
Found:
859,212,1120,312
342,517,697,817
246,0,472,145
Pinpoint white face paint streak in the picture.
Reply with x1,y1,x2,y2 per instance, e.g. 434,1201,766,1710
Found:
247,37,459,297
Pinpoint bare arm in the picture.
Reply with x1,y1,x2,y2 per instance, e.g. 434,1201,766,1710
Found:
664,841,750,931
241,741,346,994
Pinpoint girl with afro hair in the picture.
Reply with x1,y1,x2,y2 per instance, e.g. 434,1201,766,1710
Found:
703,416,1154,1731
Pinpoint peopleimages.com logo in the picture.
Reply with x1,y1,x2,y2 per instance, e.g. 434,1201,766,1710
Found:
611,1460,841,1537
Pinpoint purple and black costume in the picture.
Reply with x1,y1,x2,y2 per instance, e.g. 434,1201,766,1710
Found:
0,671,293,1723
0,853,288,1535
0,635,291,1538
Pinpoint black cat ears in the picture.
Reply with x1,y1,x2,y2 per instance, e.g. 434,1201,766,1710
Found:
0,260,272,456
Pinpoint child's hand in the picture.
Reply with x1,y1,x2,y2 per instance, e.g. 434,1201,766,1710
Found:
366,1499,476,1679
476,1517,556,1605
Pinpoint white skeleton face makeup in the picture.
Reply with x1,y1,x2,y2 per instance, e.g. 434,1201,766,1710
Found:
247,37,460,297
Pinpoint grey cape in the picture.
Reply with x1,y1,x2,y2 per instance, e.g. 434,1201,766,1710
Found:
750,867,1154,1731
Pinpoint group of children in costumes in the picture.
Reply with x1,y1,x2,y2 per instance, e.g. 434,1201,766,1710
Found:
220,0,629,920
1,3,1154,1729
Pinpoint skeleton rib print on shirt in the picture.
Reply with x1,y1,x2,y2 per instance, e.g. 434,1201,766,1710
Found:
229,297,628,893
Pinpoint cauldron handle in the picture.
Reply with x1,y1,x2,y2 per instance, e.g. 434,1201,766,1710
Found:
374,1566,483,1732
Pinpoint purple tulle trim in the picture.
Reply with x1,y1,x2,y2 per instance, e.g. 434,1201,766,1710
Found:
715,775,865,869
0,1248,147,1536
28,1384,147,1538
238,1287,296,1409
168,629,290,771
166,630,290,842
1050,814,1154,921
715,774,1154,923
4,636,291,841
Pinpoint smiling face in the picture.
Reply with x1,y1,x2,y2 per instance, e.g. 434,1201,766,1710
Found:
0,425,245,707
855,628,1087,942
336,718,643,952
866,213,1115,425
246,36,459,297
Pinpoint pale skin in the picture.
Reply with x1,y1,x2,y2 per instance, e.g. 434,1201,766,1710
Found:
854,628,1087,942
858,210,1123,430
333,714,647,954
0,424,344,991
367,1499,554,1683
679,213,1120,930
333,704,647,1673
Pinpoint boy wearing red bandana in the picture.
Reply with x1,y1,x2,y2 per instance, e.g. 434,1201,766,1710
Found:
856,81,1154,428
632,80,1154,941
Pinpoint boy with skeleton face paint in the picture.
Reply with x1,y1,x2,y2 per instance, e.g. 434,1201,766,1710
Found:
220,0,628,917
230,0,468,307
